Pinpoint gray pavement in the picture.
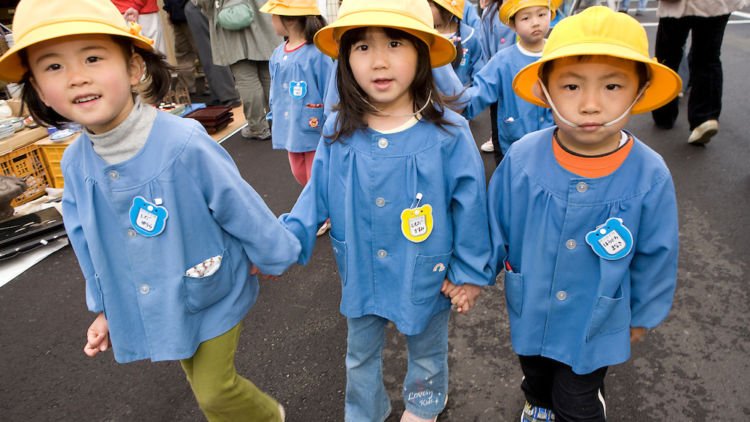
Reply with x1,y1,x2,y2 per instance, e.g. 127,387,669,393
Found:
1,9,749,422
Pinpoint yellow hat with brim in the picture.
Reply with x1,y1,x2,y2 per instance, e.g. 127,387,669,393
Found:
260,0,322,16
314,0,456,68
433,0,465,20
513,6,681,114
499,0,563,25
0,0,155,83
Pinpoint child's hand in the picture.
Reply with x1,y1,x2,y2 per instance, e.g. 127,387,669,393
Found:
250,265,279,281
441,279,481,314
630,327,647,344
83,313,110,357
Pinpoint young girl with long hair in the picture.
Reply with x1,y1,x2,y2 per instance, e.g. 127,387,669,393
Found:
0,1,300,420
280,1,493,420
428,0,485,86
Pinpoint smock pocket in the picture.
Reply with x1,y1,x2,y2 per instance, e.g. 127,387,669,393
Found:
586,293,631,341
329,234,347,285
500,116,526,145
183,249,233,313
411,252,452,305
503,270,524,317
299,105,324,133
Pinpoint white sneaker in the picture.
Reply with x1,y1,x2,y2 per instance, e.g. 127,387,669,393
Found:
316,219,331,236
688,119,719,145
278,404,285,421
480,139,494,152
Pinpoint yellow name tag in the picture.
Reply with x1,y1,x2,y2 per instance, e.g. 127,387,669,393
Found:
400,204,433,243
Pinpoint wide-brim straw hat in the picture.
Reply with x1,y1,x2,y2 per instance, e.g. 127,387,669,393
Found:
314,0,456,68
433,0,465,20
499,0,563,25
513,6,681,114
0,0,155,83
260,0,322,16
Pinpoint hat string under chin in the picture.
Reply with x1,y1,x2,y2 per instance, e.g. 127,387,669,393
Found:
537,79,649,129
362,90,433,118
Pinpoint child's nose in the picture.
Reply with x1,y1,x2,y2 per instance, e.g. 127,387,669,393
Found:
580,90,601,114
67,65,91,87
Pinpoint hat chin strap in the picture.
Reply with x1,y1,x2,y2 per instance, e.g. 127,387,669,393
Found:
362,90,433,118
537,80,649,128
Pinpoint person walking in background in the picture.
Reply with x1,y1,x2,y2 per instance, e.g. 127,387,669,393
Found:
111,0,168,54
651,0,747,145
163,0,201,95
196,0,281,140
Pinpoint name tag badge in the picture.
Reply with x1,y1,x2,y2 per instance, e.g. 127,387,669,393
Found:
401,204,433,243
129,196,169,237
289,81,308,99
585,217,633,260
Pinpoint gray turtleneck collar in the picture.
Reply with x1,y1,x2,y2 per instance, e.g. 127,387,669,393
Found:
86,97,158,165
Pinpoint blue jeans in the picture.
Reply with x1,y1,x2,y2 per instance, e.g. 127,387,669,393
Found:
619,0,647,10
345,309,450,422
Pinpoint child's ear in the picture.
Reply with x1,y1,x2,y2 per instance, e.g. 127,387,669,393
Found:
532,80,549,106
128,52,146,87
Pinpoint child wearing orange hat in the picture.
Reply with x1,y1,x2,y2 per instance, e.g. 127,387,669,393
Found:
484,6,681,422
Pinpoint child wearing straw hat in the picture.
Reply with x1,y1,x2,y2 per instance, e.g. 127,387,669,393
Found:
280,0,493,420
485,6,680,422
260,0,332,189
427,0,485,86
0,1,301,420
462,0,560,164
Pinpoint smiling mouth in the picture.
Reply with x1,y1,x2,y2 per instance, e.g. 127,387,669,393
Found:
73,95,101,104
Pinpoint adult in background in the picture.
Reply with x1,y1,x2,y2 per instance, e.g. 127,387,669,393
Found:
652,0,748,145
183,1,242,107
111,0,167,54
163,0,201,95
196,0,281,140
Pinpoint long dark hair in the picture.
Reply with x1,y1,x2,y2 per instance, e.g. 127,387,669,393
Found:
431,2,465,70
20,36,172,128
280,15,327,44
328,27,454,142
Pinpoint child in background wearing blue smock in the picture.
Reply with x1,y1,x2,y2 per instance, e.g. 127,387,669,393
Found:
261,0,332,188
281,1,493,420
428,0,485,87
0,1,301,421
487,7,681,422
461,0,560,165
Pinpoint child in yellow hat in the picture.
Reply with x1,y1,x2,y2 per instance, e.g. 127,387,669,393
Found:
279,0,493,420
483,6,681,422
427,0,485,86
0,1,301,421
260,0,332,192
461,0,561,165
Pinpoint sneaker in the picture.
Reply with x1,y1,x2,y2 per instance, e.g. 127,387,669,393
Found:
688,119,719,145
316,219,331,237
278,404,285,422
401,410,437,422
521,401,555,422
480,139,494,153
241,126,271,141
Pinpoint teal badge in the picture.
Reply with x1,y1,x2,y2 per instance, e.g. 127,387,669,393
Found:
289,81,308,99
585,217,633,260
129,196,169,237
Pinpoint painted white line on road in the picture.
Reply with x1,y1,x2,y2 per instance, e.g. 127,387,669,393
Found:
732,11,750,19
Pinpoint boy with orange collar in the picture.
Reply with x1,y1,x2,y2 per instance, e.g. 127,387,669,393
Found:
487,6,681,422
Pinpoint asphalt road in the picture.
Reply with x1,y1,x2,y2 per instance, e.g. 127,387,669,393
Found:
1,8,749,422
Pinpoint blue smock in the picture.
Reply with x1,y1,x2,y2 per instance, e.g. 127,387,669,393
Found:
487,127,679,374
451,23,486,86
281,109,493,335
479,2,516,61
463,43,554,154
269,42,333,152
463,2,482,32
61,112,301,363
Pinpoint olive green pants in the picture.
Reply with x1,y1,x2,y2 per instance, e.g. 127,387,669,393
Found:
180,323,282,422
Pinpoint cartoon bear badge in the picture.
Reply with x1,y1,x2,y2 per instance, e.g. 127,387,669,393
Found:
289,81,308,99
585,217,634,260
129,196,169,237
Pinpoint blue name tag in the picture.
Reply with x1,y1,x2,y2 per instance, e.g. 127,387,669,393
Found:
585,217,633,260
129,196,169,237
289,80,308,99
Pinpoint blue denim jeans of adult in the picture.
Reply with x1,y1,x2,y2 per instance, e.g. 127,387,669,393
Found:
345,309,450,422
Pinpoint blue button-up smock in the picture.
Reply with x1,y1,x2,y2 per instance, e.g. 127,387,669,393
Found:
61,112,301,363
463,44,554,154
487,127,678,374
451,23,485,86
269,42,333,152
281,110,493,335
479,2,516,61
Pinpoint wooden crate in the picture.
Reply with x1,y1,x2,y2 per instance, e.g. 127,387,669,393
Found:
0,143,51,207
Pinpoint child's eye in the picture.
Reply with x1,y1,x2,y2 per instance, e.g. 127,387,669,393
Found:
85,56,102,64
606,84,622,90
353,43,368,52
388,40,403,48
563,84,579,91
44,63,62,72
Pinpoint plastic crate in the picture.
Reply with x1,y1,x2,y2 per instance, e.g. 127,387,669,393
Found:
0,144,51,207
38,141,68,188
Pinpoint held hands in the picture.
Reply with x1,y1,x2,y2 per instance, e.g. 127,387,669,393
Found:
83,312,111,357
630,327,648,344
441,279,481,314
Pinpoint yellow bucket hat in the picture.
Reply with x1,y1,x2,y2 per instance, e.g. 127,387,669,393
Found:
0,0,155,83
260,0,322,16
433,0,465,20
314,0,456,68
513,6,681,114
499,0,563,25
